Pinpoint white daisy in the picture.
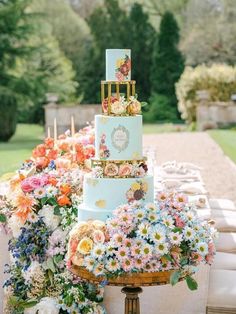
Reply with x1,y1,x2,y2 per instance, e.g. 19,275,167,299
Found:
155,242,169,256
84,256,95,271
162,215,175,229
151,225,166,243
137,222,150,239
197,242,208,256
92,244,105,260
169,232,183,245
147,212,158,223
135,209,146,221
183,226,195,241
34,187,46,199
106,259,120,272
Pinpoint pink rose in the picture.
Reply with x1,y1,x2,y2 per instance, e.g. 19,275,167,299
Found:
40,174,49,186
115,71,124,81
175,215,185,228
21,179,33,193
119,164,132,177
29,177,42,189
93,230,105,244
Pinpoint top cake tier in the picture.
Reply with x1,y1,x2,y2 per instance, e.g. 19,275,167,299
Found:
106,49,131,81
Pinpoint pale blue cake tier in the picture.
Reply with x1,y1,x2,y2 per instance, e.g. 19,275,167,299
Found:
95,115,143,160
78,175,154,222
106,49,131,81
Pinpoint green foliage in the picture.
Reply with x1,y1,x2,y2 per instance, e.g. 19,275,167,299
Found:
32,0,90,98
176,63,236,122
0,87,18,142
151,11,184,115
144,93,178,122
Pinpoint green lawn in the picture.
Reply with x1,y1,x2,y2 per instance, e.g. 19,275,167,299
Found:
0,124,44,177
143,123,187,134
208,129,236,164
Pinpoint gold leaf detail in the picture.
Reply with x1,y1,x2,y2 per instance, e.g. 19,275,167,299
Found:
86,178,98,187
95,199,106,208
132,152,141,159
100,116,109,124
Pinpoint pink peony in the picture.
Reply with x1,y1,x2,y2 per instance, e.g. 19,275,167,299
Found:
29,177,42,189
115,71,124,81
119,164,132,177
21,179,34,193
93,230,105,244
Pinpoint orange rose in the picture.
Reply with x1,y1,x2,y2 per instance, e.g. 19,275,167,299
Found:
32,144,46,158
35,157,49,169
44,137,54,149
47,149,58,160
57,195,71,206
60,183,71,195
58,141,70,152
48,176,57,186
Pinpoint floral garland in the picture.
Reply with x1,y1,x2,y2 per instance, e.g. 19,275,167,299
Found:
68,192,217,290
102,95,143,116
0,126,106,314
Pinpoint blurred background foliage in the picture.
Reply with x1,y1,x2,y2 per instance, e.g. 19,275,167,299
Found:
1,0,236,141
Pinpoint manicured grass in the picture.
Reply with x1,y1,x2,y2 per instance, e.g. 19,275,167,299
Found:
143,123,187,134
208,130,236,163
0,124,44,176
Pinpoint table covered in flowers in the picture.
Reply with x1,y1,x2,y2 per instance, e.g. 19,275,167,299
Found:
0,125,217,314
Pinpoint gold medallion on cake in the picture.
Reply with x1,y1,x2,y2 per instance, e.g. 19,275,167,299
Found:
111,125,129,153
95,199,107,208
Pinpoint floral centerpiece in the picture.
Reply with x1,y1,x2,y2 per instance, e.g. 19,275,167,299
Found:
1,126,106,314
68,192,217,290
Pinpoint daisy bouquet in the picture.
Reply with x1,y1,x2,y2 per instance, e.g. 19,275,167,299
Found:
68,192,217,290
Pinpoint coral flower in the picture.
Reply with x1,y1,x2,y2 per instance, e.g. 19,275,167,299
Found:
59,184,71,195
48,176,57,186
14,193,35,222
57,195,71,206
35,157,49,169
44,137,54,149
32,144,46,158
47,149,58,160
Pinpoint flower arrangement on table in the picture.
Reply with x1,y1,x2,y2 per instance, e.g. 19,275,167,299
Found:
0,126,106,314
68,192,217,290
102,95,145,116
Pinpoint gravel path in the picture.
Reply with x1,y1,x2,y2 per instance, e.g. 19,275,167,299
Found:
143,132,236,204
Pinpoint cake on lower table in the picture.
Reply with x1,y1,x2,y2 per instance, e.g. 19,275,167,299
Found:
78,175,154,221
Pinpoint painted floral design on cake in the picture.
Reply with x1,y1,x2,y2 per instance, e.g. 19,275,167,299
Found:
126,180,148,203
115,55,131,81
99,134,110,159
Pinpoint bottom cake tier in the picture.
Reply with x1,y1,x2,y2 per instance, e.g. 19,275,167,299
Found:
78,175,154,222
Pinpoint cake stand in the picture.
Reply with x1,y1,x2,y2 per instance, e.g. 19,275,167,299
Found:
71,265,173,314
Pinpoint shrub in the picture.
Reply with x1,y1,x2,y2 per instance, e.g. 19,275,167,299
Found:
0,87,17,142
143,93,178,123
176,64,236,122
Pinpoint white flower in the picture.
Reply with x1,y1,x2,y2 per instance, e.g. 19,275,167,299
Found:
162,215,175,229
110,99,127,114
169,232,183,245
27,212,39,224
147,212,158,222
38,205,61,230
183,226,195,240
92,244,105,260
135,209,145,221
141,243,153,257
84,256,95,271
23,261,43,284
151,225,166,243
145,203,157,212
8,214,25,238
45,186,58,197
196,242,208,256
137,222,150,239
34,187,47,199
24,297,59,314
155,242,169,256
106,258,120,272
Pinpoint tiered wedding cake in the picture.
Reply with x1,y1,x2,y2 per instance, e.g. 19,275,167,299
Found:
78,49,154,221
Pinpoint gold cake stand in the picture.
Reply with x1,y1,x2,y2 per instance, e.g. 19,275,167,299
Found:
71,266,173,314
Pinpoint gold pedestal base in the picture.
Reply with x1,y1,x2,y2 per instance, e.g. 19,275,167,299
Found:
122,287,143,314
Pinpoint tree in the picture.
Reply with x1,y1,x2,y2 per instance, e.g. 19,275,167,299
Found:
0,0,35,141
129,3,155,100
151,11,184,119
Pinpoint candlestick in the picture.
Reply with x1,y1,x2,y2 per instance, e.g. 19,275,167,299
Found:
71,115,75,137
47,126,51,138
54,118,57,146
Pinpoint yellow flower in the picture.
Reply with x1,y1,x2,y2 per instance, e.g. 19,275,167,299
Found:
77,237,93,255
131,182,141,191
142,182,148,192
116,58,124,68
